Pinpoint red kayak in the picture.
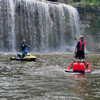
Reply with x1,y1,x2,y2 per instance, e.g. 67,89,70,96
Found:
65,59,91,73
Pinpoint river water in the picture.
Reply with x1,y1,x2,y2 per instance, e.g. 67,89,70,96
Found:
0,53,100,100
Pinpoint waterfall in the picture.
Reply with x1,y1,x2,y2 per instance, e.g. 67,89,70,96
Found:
0,0,80,53
66,5,80,39
9,0,16,52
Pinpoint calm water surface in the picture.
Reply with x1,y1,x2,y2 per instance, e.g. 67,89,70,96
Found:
0,53,100,100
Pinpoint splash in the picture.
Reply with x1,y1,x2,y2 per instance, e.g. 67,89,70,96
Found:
91,70,100,74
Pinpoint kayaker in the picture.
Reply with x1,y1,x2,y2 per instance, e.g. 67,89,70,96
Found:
21,39,27,58
73,35,86,64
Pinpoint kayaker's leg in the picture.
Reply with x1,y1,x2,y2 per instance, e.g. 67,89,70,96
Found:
73,52,77,62
73,58,77,62
21,54,23,59
83,59,87,67
21,51,25,59
73,50,79,62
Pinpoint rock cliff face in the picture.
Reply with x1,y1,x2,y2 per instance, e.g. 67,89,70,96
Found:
59,0,74,3
47,0,58,2
77,6,100,53
47,0,72,3
58,0,69,3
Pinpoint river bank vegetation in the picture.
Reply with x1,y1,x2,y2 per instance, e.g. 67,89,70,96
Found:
59,0,100,7
73,0,100,7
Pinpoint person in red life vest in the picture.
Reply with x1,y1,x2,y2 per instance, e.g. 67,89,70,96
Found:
73,35,86,64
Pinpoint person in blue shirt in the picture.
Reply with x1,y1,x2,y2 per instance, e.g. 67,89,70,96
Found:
21,39,27,58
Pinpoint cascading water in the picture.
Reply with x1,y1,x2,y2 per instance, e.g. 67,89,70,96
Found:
0,0,80,53
9,0,16,52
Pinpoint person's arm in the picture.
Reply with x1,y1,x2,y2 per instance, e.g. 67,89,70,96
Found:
73,47,77,56
75,37,80,41
73,41,79,55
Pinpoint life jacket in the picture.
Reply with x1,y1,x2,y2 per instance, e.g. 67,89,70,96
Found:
21,43,27,51
79,40,85,50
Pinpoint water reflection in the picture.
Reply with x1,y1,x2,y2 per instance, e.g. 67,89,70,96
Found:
71,73,87,96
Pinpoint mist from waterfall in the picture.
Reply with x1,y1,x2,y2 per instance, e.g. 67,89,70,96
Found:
0,0,80,53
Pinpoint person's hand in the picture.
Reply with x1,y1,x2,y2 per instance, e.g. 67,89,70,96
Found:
75,37,80,41
28,45,30,48
85,53,88,55
76,37,78,40
73,52,76,56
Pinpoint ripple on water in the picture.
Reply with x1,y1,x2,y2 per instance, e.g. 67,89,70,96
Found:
0,53,100,100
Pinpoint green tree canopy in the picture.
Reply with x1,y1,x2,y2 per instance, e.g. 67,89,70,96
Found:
79,0,100,6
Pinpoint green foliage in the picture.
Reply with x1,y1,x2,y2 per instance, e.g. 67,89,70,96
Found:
70,0,100,7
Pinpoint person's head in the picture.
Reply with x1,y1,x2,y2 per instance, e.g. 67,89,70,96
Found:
80,35,84,40
22,39,26,43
